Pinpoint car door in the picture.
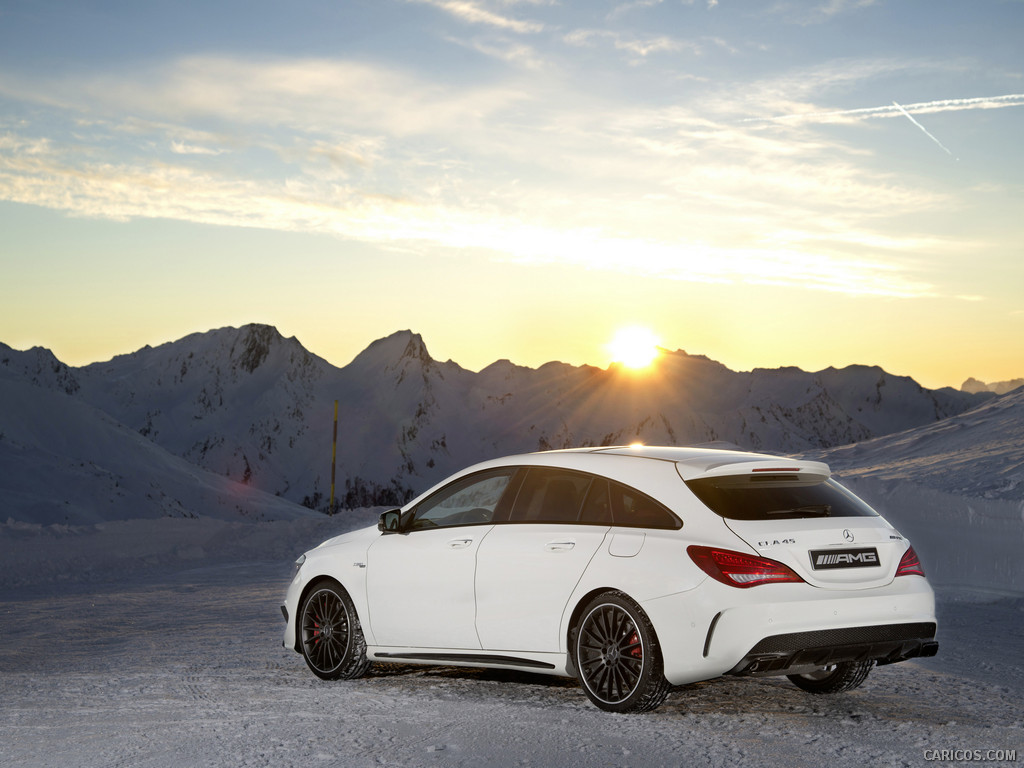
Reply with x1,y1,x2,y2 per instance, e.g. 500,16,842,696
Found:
365,468,517,649
474,468,611,653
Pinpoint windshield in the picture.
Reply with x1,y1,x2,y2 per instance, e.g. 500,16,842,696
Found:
685,474,879,521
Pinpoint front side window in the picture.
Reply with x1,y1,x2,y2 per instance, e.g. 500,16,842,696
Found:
408,469,516,530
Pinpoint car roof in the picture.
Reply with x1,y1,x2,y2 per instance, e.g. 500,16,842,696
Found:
404,445,831,511
523,444,831,481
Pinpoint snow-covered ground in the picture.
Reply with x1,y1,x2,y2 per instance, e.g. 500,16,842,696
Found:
2,503,1021,768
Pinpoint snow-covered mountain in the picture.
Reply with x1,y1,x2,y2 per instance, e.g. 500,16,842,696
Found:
0,340,315,525
804,386,1024,500
73,325,334,507
1,325,996,515
962,376,1024,395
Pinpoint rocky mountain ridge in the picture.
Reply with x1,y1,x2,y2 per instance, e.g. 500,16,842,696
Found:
0,324,1002,518
961,376,1024,395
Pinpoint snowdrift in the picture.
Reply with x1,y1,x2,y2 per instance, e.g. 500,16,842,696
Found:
841,477,1024,595
0,377,315,525
0,509,383,591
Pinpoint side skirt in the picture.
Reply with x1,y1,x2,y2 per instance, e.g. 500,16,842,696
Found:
366,647,571,676
374,652,556,669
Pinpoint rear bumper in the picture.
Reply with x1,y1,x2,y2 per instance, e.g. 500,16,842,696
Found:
728,622,938,676
642,574,937,686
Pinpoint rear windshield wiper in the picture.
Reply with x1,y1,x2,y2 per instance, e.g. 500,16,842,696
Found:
765,505,832,517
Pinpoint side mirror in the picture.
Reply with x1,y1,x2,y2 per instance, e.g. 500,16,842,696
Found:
378,508,402,533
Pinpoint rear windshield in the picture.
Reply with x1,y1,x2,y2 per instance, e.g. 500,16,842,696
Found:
685,474,879,521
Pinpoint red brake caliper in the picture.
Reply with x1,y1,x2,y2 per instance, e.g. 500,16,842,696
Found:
628,631,642,659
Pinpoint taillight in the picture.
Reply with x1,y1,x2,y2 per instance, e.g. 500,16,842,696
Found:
895,545,925,577
687,545,804,588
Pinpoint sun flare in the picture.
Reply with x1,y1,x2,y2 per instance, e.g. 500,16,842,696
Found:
607,326,661,369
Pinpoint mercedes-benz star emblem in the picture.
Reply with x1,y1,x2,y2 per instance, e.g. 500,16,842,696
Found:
843,529,855,543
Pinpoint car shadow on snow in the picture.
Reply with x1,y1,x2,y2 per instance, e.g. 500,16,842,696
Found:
364,662,581,693
650,671,996,728
347,661,998,728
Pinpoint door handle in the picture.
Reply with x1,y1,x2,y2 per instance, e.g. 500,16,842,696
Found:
545,540,576,552
448,538,473,549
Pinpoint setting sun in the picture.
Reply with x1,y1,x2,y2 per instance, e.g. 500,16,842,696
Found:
607,326,661,369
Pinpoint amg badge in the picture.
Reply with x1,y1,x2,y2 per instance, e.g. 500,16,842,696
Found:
809,547,880,570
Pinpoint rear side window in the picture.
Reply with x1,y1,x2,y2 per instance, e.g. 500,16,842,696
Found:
508,469,592,523
580,479,612,524
578,478,682,530
685,475,879,521
614,482,681,529
506,468,682,529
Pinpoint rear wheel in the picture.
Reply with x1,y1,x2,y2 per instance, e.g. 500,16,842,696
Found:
787,660,873,694
299,579,371,680
572,591,670,713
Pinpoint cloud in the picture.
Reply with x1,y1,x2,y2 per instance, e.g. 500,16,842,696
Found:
0,56,529,140
0,124,942,300
0,53,986,302
170,140,224,156
447,35,546,69
504,236,936,298
597,105,949,214
405,0,544,33
607,0,663,21
563,29,695,58
703,57,960,119
774,0,879,25
0,133,51,155
812,0,878,18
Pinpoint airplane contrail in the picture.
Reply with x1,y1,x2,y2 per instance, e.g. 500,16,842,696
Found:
891,100,955,157
743,93,1024,126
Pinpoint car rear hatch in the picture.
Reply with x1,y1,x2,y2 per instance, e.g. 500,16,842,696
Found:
682,460,905,590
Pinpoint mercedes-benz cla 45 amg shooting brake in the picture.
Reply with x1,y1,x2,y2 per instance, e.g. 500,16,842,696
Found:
282,446,938,712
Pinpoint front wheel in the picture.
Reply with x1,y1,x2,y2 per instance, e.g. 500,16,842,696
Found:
787,660,873,694
572,591,670,713
299,579,371,681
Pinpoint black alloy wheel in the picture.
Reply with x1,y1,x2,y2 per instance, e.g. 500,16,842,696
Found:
573,591,670,713
299,580,371,681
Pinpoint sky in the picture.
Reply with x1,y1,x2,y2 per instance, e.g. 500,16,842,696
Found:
1,0,1022,390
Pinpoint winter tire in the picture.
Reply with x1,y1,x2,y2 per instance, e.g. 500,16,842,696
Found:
299,580,371,681
787,660,873,694
572,591,670,713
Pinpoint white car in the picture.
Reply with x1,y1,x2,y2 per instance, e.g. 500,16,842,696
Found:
281,446,938,713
